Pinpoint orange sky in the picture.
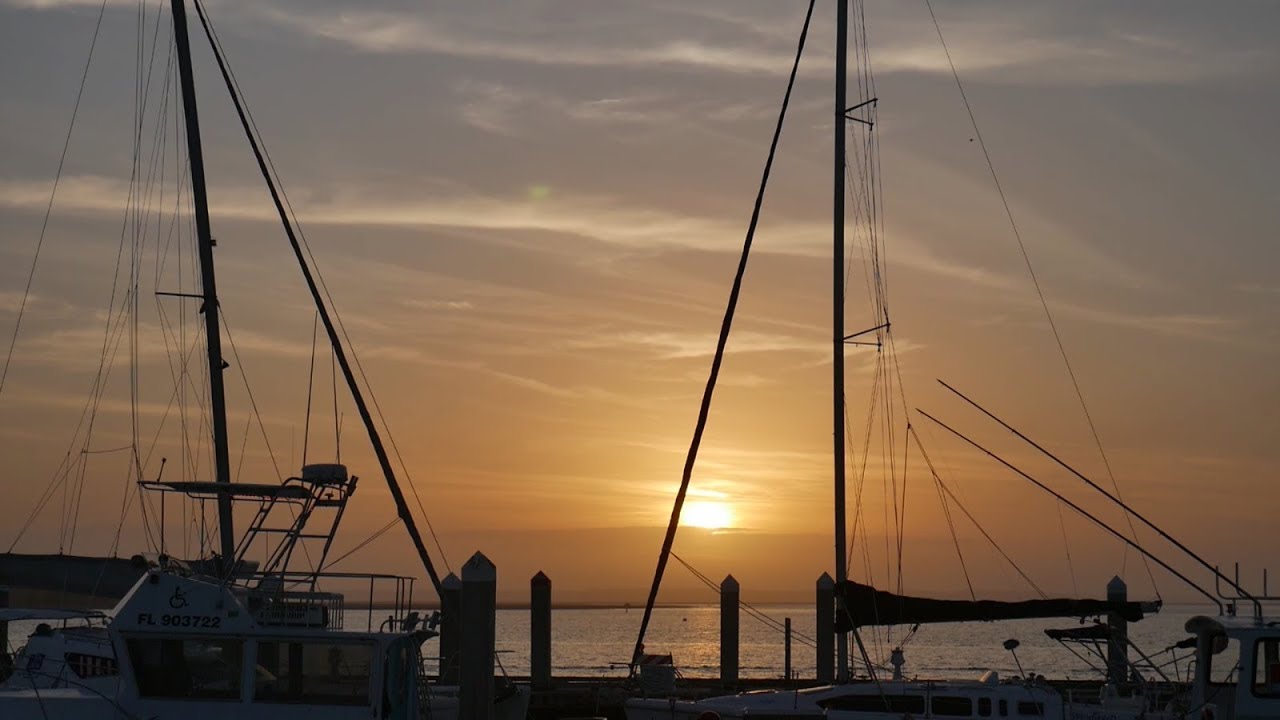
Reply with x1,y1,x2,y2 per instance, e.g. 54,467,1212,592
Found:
0,0,1277,606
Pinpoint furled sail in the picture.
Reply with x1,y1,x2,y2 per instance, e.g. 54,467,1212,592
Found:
836,581,1148,631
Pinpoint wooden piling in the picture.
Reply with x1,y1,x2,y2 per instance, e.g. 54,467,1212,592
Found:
1106,576,1128,685
440,572,462,683
0,586,9,656
720,574,739,688
460,552,496,720
816,572,834,684
531,570,552,690
784,617,793,683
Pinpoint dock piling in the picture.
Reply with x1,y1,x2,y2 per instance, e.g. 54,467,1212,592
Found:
0,586,8,655
531,570,552,690
1106,576,1128,685
440,572,462,683
784,616,792,683
460,552,496,720
816,572,834,683
720,574,739,688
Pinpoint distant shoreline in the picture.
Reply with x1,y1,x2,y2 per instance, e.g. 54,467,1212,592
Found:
357,602,717,611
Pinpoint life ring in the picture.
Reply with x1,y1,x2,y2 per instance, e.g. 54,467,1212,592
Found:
697,711,721,720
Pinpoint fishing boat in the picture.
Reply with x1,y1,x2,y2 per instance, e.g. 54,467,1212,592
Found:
0,0,529,717
623,1,1279,719
0,468,529,719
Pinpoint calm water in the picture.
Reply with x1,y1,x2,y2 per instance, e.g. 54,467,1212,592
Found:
7,604,1214,681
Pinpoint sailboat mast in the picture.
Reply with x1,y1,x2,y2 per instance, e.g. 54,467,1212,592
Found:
832,0,851,683
171,0,236,563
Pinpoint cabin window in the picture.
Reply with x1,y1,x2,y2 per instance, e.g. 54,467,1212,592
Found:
999,699,1008,716
1016,701,1045,716
254,639,373,705
932,695,973,716
1253,638,1280,699
978,697,992,717
819,694,925,713
65,652,118,678
126,637,243,700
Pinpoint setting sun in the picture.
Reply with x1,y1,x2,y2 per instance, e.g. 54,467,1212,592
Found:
683,501,734,530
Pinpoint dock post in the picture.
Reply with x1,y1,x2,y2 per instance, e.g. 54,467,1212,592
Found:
440,572,462,683
531,571,552,690
0,586,9,655
460,552,496,720
816,572,834,683
1107,576,1128,685
720,575,739,688
784,617,792,683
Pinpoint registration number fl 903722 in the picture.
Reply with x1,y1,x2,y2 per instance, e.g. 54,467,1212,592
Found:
135,613,221,628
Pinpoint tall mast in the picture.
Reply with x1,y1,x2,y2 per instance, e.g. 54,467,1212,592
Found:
184,0,445,598
832,0,851,683
171,0,236,563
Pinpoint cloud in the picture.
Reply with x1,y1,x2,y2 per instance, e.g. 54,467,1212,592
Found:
1237,282,1280,296
1052,301,1244,343
247,4,809,77
0,174,826,255
453,81,712,137
8,0,1273,88
233,3,1277,86
572,329,825,361
0,174,1257,355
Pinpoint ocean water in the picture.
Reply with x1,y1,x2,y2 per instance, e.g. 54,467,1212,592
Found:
485,604,1209,681
5,603,1218,682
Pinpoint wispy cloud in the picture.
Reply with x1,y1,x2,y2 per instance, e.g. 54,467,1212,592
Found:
572,329,825,361
454,81,717,137
0,174,827,255
8,0,1274,90
231,3,1277,86
1052,300,1245,344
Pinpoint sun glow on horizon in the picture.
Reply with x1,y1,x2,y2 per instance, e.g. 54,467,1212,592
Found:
683,501,734,530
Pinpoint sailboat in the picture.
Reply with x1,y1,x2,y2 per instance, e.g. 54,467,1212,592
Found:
622,1,1280,719
0,1,530,718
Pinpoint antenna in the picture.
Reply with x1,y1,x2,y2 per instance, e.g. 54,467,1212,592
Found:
1004,638,1026,678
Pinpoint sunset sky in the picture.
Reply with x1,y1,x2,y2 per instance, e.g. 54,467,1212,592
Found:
0,0,1276,607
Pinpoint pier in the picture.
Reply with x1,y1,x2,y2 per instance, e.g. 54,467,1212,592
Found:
434,557,1154,720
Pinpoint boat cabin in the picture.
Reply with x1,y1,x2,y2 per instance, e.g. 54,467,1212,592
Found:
2,569,430,720
1186,614,1280,720
1,465,436,720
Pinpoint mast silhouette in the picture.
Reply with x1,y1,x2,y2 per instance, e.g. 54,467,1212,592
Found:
832,0,851,683
171,0,235,563
186,0,445,598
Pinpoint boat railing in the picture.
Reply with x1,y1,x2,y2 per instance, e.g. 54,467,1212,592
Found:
233,570,417,631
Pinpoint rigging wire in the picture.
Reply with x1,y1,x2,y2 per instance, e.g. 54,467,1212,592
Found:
331,334,340,463
302,311,318,465
217,309,283,482
627,0,817,673
908,425,1046,599
669,551,819,649
917,407,1220,610
927,447,976,601
1056,500,1080,596
0,0,110,401
319,516,401,572
921,0,1158,597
